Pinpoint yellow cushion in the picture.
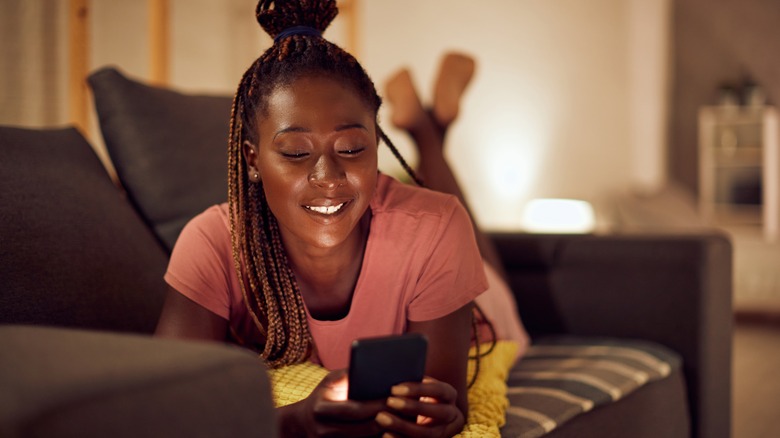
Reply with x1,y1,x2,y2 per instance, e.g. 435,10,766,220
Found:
458,341,518,437
268,361,329,407
267,340,518,437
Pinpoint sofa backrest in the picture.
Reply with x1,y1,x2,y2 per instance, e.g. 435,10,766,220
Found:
0,126,168,333
88,67,232,252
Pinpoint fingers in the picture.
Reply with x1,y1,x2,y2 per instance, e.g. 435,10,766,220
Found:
386,395,459,425
375,408,461,438
308,373,464,436
374,378,464,437
392,378,458,404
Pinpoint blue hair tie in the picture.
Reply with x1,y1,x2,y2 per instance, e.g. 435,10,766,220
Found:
274,25,322,44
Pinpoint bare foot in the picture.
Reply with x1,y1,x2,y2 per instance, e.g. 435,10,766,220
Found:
384,69,427,130
432,52,476,127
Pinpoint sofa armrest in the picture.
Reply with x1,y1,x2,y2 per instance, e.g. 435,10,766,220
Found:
0,325,276,437
490,231,732,438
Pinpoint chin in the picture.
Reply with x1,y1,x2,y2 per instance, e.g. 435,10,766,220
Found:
308,232,350,249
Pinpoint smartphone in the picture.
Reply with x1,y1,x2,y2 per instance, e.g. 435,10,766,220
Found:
347,333,428,401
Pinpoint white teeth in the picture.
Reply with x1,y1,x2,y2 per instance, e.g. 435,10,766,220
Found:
306,202,346,215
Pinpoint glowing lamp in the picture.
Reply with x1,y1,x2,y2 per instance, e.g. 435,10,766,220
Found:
521,198,595,233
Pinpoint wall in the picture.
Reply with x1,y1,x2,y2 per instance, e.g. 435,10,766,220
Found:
90,0,350,94
88,0,268,92
671,0,780,196
360,0,669,230
0,0,69,127
2,0,671,232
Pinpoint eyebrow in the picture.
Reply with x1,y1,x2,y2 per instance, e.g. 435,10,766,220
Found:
273,123,368,140
273,126,307,140
335,123,368,132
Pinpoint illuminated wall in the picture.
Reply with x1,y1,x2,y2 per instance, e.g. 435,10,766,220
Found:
361,0,670,230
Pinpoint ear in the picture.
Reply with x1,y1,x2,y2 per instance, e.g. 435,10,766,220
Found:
242,140,261,182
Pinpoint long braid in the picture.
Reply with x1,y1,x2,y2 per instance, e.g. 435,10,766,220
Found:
378,126,424,187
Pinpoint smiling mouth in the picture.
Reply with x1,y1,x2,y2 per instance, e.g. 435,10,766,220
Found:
304,202,347,215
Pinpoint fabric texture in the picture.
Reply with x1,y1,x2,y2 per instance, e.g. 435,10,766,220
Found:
88,67,232,251
500,337,682,438
0,126,168,333
0,325,276,438
165,173,488,369
267,341,519,438
459,341,519,437
537,365,690,438
269,362,330,407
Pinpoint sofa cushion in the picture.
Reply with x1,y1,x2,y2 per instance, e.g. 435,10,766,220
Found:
501,337,689,437
0,325,276,438
491,231,732,438
0,126,167,333
88,67,232,251
541,368,689,438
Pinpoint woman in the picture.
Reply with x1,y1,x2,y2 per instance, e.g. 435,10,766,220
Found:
155,1,489,436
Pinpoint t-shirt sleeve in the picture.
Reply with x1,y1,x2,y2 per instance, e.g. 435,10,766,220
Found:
164,206,234,320
407,198,489,321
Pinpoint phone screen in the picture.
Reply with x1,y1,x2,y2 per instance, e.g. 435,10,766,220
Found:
347,333,428,401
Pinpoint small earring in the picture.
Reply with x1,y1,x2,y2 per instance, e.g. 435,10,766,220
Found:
253,172,259,179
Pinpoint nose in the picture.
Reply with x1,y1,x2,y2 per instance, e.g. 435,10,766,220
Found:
308,153,346,189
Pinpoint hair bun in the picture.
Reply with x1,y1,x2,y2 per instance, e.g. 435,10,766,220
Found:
256,0,338,40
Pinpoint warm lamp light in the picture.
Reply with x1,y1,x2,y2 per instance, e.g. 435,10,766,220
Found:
521,198,595,233
325,376,348,402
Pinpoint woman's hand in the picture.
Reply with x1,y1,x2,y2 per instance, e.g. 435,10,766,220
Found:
279,369,386,437
374,376,465,438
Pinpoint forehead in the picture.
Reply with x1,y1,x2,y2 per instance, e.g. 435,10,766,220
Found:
264,75,374,122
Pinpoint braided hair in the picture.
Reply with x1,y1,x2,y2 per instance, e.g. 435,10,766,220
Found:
228,0,491,370
228,0,417,367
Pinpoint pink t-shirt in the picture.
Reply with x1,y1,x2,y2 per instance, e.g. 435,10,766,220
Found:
165,174,488,369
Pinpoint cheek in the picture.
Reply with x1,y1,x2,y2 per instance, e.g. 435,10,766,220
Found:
349,161,378,195
354,149,379,186
258,165,304,215
360,168,378,191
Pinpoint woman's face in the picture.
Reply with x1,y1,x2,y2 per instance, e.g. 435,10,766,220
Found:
247,75,379,252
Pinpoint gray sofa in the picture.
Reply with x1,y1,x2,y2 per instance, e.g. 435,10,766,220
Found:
0,127,276,437
0,67,733,437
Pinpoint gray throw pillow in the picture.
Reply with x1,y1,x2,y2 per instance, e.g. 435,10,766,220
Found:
0,126,168,333
88,67,232,251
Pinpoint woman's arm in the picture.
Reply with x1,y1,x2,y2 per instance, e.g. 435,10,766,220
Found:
408,301,473,416
374,301,474,437
155,288,383,438
154,286,228,342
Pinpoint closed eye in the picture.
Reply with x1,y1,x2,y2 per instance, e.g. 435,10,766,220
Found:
338,147,365,156
280,151,309,159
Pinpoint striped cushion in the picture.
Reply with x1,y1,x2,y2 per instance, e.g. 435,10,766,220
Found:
500,337,680,438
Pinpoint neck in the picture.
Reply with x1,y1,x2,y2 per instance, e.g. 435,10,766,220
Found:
281,211,371,320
